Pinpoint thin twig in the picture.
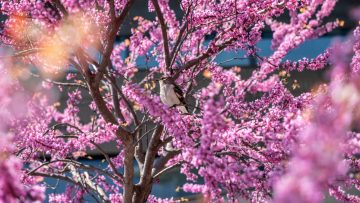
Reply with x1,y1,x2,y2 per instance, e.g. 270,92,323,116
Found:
133,126,158,147
153,162,181,179
90,141,124,182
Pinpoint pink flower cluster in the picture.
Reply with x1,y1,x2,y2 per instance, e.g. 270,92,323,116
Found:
0,52,45,203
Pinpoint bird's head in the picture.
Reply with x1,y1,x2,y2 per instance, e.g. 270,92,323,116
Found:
157,76,172,85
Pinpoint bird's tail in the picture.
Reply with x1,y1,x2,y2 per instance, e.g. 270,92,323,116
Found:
177,105,189,114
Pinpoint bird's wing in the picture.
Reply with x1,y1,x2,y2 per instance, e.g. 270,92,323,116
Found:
172,84,189,114
173,84,186,105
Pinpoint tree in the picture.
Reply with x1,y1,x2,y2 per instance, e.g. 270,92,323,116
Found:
0,0,359,202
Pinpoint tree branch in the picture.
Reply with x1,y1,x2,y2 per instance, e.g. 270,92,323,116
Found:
140,125,163,183
133,126,157,147
111,82,127,123
42,122,84,136
27,159,120,182
123,145,135,202
152,150,181,176
29,72,87,88
96,0,135,84
172,37,236,80
106,74,140,126
151,0,171,71
0,48,42,59
53,0,68,17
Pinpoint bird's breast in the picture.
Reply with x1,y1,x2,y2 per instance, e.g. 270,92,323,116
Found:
160,84,180,106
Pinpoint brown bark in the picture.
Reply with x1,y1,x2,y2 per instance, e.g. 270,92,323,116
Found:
123,146,135,202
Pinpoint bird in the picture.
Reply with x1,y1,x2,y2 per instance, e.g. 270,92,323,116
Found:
158,77,189,114
158,76,189,152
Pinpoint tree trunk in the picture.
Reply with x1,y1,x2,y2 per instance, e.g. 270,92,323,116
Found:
132,183,153,203
123,146,135,203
